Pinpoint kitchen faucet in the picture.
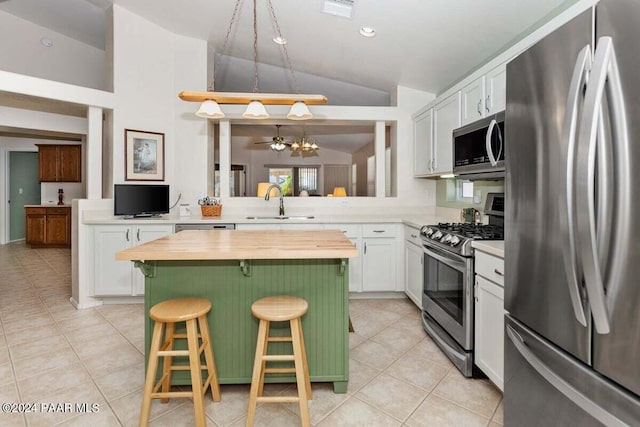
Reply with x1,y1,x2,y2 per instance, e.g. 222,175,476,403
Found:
264,184,285,216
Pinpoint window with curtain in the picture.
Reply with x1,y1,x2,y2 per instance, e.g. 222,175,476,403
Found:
267,166,319,196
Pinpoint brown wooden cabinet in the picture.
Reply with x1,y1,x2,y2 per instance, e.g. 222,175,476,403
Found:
25,206,71,247
37,144,81,182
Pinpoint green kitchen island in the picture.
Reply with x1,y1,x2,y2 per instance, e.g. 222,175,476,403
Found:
116,229,358,393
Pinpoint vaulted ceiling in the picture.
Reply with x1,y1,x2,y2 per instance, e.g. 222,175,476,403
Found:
1,0,578,96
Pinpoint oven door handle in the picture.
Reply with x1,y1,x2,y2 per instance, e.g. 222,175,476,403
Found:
423,245,467,270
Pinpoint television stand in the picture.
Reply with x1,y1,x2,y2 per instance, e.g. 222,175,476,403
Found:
122,213,161,219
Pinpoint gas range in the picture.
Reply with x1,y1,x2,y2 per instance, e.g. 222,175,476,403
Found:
420,222,504,257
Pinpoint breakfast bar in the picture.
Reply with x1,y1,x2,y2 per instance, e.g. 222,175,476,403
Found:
116,229,358,393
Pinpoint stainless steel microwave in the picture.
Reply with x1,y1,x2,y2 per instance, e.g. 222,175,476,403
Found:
453,111,505,180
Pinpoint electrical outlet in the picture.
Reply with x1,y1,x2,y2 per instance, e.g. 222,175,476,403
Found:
474,190,482,204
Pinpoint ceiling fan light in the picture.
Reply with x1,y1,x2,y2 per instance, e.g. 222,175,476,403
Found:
195,100,225,119
287,101,313,120
310,141,318,150
291,141,300,150
243,100,269,119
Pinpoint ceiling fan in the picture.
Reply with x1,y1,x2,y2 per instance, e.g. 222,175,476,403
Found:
254,125,291,152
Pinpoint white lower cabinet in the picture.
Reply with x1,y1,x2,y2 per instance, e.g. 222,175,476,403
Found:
474,250,505,391
235,223,282,230
361,223,399,292
404,225,423,309
93,224,173,296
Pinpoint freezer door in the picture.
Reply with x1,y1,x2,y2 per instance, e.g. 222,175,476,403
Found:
505,315,640,426
590,0,640,397
505,9,592,363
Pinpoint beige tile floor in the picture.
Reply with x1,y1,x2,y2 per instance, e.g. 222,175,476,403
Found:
0,242,503,426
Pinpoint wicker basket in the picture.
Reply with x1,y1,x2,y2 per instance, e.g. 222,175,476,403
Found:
201,204,222,217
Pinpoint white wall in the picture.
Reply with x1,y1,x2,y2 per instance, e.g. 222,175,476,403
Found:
0,10,106,90
0,107,90,244
110,6,208,208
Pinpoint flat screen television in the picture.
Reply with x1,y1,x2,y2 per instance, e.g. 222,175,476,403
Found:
114,184,170,217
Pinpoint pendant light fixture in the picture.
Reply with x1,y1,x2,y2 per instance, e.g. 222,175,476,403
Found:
179,0,326,119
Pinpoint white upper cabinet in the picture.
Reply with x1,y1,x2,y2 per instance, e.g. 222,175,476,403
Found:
460,62,507,126
432,92,461,175
485,63,507,115
461,76,486,126
413,108,433,176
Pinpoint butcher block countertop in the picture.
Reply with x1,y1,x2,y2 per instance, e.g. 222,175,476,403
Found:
116,229,358,261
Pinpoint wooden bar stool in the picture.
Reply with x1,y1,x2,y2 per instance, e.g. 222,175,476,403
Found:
139,297,221,427
247,296,312,427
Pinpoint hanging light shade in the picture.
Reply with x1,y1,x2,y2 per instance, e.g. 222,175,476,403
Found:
287,101,313,120
243,100,270,119
179,0,327,119
195,100,225,119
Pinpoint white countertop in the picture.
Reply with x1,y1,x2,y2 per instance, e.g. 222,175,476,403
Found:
25,204,72,208
83,213,433,229
471,240,504,258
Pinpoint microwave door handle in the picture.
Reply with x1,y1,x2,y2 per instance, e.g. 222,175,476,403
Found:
560,44,591,327
485,119,499,167
576,37,630,334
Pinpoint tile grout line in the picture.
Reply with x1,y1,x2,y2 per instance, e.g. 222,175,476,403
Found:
21,244,125,427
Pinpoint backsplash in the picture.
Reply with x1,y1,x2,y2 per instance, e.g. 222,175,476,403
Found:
41,182,84,205
436,179,504,213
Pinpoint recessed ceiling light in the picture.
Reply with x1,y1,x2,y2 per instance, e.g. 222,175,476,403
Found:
40,37,54,47
359,27,375,38
272,36,287,45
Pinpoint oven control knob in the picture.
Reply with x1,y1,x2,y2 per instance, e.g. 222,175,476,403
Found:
441,234,452,243
420,225,430,236
432,231,443,240
450,236,461,246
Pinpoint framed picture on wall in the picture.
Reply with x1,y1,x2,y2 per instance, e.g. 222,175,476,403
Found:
124,129,165,181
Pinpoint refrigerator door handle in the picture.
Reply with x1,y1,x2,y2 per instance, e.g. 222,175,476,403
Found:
577,36,629,334
560,44,591,327
485,119,502,167
506,325,627,427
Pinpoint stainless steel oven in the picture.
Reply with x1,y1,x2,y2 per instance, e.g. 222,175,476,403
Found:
420,193,505,377
422,242,475,376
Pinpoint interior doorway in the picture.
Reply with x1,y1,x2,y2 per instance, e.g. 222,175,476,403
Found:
8,151,40,241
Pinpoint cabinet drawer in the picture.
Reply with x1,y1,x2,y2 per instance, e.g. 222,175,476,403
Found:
362,223,396,237
47,207,70,215
327,224,360,238
25,207,46,215
404,225,422,246
475,250,504,286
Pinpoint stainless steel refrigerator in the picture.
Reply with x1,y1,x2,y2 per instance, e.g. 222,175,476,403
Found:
505,0,640,425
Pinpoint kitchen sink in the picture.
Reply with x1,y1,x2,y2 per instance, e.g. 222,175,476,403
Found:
245,216,315,220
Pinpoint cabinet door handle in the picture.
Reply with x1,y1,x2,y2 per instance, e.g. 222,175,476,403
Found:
126,229,130,242
136,229,141,241
373,230,385,233
494,268,504,276
486,95,491,113
474,280,479,302
477,99,482,115
411,234,418,238
364,242,367,254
